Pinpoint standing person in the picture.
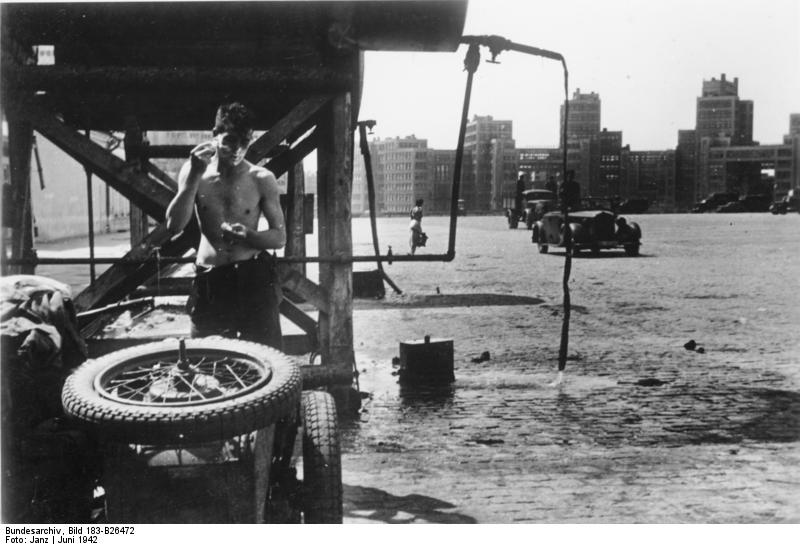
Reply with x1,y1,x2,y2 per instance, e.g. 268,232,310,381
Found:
409,198,426,255
165,102,287,349
559,170,581,211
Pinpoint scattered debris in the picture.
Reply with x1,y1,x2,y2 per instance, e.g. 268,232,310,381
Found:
684,339,697,350
473,438,504,446
391,356,400,366
471,351,491,363
636,378,668,387
696,347,705,354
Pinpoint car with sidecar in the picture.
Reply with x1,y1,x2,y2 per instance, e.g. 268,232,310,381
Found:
531,201,642,256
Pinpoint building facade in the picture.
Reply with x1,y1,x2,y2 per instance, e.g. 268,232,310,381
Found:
463,115,514,211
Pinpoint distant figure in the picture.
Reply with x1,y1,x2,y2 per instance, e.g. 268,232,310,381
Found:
559,170,581,211
545,176,557,195
515,173,526,212
409,198,427,254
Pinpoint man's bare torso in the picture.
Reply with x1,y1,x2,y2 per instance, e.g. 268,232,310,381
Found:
194,162,266,267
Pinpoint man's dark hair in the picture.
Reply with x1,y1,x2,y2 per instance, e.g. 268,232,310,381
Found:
213,102,254,140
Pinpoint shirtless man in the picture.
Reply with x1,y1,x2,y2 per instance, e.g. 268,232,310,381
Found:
166,102,286,348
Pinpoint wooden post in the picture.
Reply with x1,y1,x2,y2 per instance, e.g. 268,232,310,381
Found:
285,161,307,277
6,117,36,275
124,118,150,245
316,93,355,386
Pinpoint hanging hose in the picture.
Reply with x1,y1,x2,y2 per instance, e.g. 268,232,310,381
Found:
460,35,572,377
357,120,402,295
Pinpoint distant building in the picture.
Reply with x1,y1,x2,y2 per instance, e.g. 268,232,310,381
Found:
625,150,676,211
560,90,601,197
517,148,561,189
675,130,697,210
429,148,457,214
361,135,430,215
596,128,623,197
464,115,514,211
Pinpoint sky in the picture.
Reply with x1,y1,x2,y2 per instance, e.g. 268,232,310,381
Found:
359,0,800,151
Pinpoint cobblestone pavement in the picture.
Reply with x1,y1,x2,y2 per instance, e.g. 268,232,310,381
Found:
340,213,800,523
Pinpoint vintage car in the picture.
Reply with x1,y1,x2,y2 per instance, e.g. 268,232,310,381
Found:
505,189,557,229
691,192,739,213
531,206,642,256
770,189,800,214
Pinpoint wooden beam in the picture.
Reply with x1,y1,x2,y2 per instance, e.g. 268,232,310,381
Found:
316,94,355,370
3,60,354,94
5,117,36,275
73,223,198,312
246,96,330,163
277,266,329,315
19,100,175,220
285,161,307,278
278,298,318,350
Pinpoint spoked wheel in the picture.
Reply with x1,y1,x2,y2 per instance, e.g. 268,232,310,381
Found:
62,337,301,444
301,391,342,523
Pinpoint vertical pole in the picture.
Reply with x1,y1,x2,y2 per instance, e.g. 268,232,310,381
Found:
105,185,111,233
124,118,149,245
7,118,36,275
316,93,355,378
285,161,307,277
85,129,96,284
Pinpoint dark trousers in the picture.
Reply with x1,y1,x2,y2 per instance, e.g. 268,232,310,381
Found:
188,252,283,350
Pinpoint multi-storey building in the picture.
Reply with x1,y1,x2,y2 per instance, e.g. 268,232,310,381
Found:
517,148,561,188
625,150,676,211
560,89,601,196
596,128,623,197
361,135,431,215
463,115,514,211
429,148,457,214
675,129,697,210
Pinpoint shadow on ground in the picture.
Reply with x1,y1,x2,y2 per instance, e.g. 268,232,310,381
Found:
353,293,543,309
343,484,476,523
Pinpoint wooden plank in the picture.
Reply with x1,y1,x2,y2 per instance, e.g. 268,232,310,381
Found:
246,96,330,163
18,100,176,220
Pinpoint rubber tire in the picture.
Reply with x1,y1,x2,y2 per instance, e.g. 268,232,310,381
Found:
301,391,342,523
624,242,640,257
62,337,302,445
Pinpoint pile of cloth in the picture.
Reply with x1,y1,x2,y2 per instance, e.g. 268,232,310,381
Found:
1,275,93,523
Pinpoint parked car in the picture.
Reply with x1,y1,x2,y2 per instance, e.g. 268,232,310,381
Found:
718,194,771,213
532,205,642,256
505,189,557,229
691,192,739,213
617,198,650,214
770,189,800,214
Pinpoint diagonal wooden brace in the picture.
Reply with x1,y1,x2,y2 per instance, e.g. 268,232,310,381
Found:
19,100,175,220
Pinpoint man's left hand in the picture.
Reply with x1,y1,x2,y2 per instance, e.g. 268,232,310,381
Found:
221,222,249,243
